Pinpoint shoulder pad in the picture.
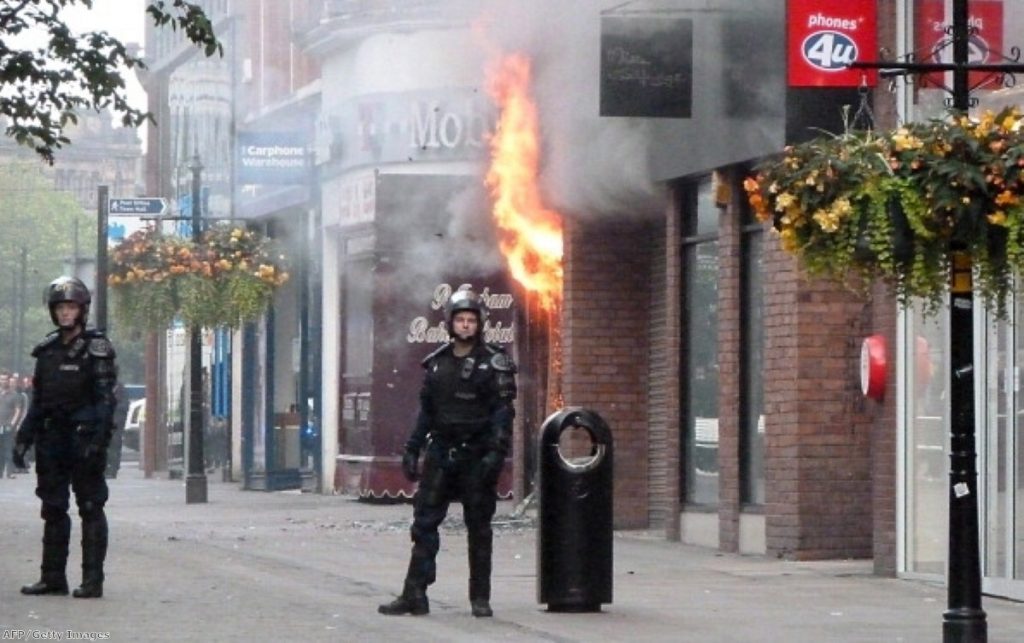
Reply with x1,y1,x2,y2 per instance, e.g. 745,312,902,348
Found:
489,350,516,373
87,336,116,359
420,343,451,368
31,332,60,357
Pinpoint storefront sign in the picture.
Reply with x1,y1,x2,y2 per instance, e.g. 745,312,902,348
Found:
323,89,493,171
917,0,1003,91
236,131,308,185
406,283,516,346
322,171,376,228
788,0,877,87
599,15,693,118
860,334,887,401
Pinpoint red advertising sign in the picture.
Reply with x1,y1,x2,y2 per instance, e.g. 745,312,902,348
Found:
788,0,878,87
916,0,1003,91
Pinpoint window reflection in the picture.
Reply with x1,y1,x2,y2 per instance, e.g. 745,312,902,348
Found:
683,179,719,506
904,304,948,575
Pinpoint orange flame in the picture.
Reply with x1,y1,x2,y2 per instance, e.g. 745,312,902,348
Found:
485,53,563,312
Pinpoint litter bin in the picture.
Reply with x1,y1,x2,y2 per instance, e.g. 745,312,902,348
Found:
537,407,613,612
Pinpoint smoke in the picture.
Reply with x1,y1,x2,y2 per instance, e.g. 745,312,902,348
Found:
375,176,504,309
470,0,668,220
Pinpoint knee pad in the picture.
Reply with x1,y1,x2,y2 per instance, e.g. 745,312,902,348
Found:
77,499,106,522
41,503,68,523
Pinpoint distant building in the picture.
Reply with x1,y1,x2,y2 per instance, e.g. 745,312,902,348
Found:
0,110,142,211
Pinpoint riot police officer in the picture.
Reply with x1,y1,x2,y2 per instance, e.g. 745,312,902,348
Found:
378,288,517,618
12,276,118,599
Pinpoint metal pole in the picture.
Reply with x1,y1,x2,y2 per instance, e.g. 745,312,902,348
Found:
185,155,208,504
943,2,986,642
96,185,109,330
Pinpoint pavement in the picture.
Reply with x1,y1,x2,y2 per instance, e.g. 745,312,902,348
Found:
1,464,1023,643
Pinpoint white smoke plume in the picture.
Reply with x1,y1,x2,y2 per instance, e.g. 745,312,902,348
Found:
466,0,668,221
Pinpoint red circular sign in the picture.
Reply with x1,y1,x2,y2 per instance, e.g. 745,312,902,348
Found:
860,334,887,401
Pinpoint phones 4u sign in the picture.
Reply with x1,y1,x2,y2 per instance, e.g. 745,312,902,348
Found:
788,0,877,87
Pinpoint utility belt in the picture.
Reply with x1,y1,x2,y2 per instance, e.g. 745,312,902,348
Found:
41,417,94,432
428,424,491,461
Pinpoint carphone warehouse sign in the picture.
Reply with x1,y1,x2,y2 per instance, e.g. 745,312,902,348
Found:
237,131,308,185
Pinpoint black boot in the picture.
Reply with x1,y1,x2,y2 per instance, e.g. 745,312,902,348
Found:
378,583,429,616
471,598,493,617
22,517,70,596
72,572,103,599
73,515,107,599
20,574,69,596
468,531,493,617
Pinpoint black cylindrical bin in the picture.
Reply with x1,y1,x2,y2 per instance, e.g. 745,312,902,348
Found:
537,407,613,612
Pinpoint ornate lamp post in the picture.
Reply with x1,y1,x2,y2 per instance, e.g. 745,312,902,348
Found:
851,2,1024,641
186,154,208,504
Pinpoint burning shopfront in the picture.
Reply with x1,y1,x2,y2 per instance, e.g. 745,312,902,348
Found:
305,7,566,499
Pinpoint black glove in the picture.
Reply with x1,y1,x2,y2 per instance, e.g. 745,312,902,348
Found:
401,449,420,482
12,442,29,470
75,424,108,460
480,450,504,483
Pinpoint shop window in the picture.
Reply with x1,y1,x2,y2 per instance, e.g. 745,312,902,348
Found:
740,198,765,507
903,304,949,576
681,177,720,507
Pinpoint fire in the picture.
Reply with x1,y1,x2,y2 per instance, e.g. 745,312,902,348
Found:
485,53,563,312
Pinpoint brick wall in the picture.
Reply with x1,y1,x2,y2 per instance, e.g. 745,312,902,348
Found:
563,217,654,529
870,281,898,575
647,217,670,528
870,0,900,578
663,193,683,540
717,170,742,553
762,240,875,560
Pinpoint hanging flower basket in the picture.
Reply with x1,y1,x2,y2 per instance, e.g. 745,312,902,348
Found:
744,107,1024,316
109,225,289,330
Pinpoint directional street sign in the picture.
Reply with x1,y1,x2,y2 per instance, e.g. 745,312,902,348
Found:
108,197,167,215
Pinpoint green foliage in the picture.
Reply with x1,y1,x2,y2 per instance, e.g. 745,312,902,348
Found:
0,162,91,370
745,107,1024,317
109,225,289,330
0,1,223,164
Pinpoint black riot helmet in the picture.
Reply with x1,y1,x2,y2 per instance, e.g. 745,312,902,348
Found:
44,276,91,328
444,288,488,340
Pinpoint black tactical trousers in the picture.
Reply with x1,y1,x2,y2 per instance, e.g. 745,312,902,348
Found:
34,426,109,583
404,442,498,601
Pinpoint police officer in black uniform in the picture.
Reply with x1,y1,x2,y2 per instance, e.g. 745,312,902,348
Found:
12,276,118,599
378,288,517,618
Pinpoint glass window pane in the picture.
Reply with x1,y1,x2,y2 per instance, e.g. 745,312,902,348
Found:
985,315,1011,578
905,303,949,575
741,229,764,505
695,181,717,236
684,186,719,506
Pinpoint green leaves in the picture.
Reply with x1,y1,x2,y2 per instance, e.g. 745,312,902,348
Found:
146,1,223,57
0,0,223,163
109,225,289,331
746,107,1024,317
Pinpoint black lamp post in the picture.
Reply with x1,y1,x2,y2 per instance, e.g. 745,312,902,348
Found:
851,2,1024,641
186,154,208,504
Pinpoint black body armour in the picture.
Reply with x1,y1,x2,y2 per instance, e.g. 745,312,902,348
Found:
21,329,118,441
420,342,516,445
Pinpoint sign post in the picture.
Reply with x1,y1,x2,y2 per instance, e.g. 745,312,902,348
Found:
849,1,1024,640
108,197,168,216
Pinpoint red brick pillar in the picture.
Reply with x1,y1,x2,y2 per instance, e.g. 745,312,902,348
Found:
762,242,875,559
562,217,653,529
